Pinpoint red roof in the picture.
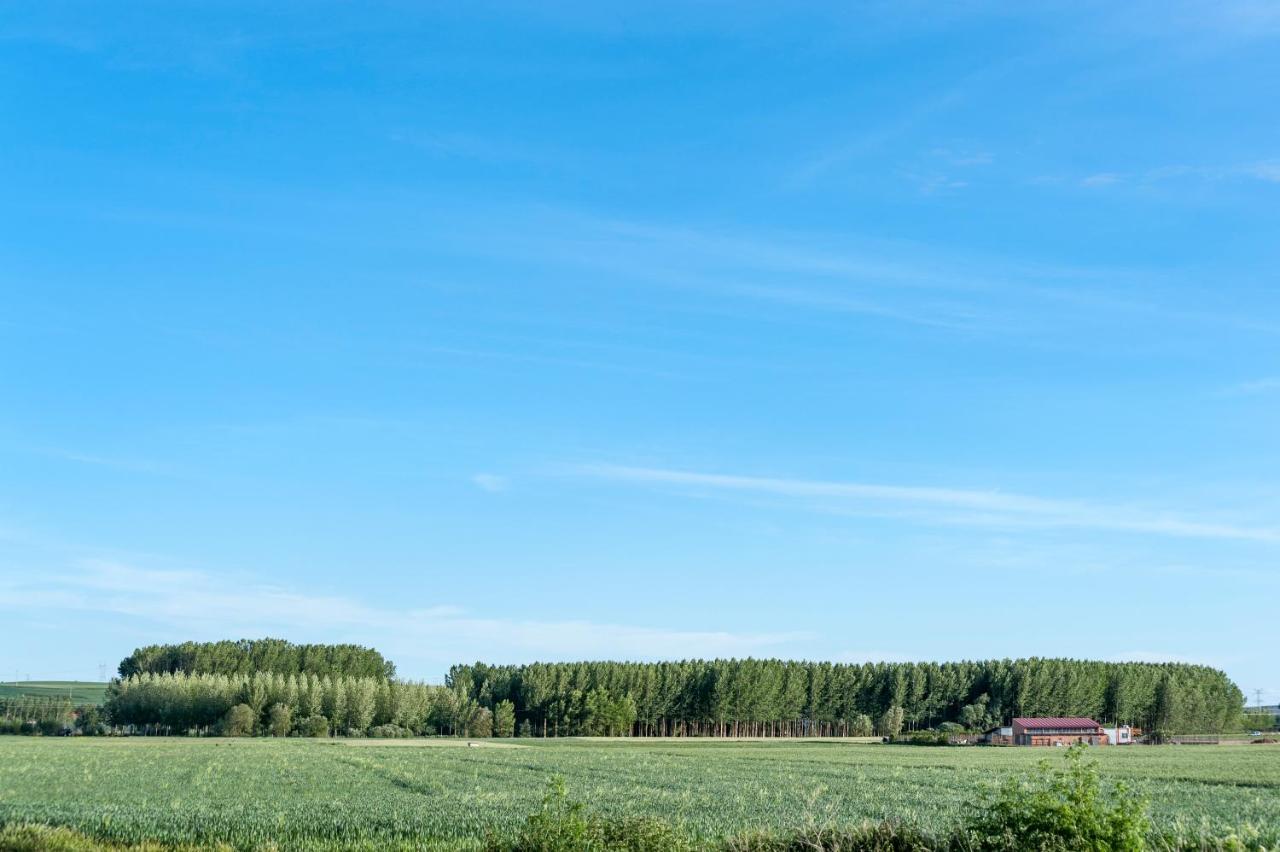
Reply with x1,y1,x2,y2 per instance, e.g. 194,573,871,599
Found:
1013,717,1101,730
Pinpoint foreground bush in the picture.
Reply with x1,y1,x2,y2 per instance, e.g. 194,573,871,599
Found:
485,776,695,852
967,744,1150,851
724,822,941,851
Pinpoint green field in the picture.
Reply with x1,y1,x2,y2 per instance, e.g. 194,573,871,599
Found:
1,738,1278,849
0,681,108,705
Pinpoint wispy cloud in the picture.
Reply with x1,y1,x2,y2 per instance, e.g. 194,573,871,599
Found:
0,560,812,676
27,447,168,474
929,147,994,167
787,52,1026,187
1219,377,1280,396
578,464,1280,543
471,473,509,492
1245,161,1280,182
469,205,1280,343
387,130,557,168
495,211,1122,337
1074,161,1280,189
905,173,969,195
1151,0,1280,38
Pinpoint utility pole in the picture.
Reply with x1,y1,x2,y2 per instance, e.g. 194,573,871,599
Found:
98,662,108,682
1256,689,1265,711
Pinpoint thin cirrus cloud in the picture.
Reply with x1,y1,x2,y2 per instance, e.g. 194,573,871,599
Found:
470,473,510,492
578,464,1280,544
1077,161,1280,189
1219,377,1280,396
0,560,812,675
473,206,1273,342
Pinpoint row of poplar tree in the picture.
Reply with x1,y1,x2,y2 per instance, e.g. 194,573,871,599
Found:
105,671,642,737
104,672,519,737
447,657,1246,738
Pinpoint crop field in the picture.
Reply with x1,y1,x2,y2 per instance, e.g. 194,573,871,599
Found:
0,681,108,705
2,738,1278,849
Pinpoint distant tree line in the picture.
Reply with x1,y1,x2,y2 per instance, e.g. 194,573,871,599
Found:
118,638,395,680
447,658,1245,738
103,672,511,737
33,646,1243,740
0,696,105,736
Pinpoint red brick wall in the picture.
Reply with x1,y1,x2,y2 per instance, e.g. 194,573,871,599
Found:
1028,734,1106,746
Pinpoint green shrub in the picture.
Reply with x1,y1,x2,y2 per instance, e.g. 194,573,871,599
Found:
368,723,412,738
297,715,330,737
877,706,905,738
471,706,494,738
74,706,106,736
723,821,940,851
220,704,256,737
897,730,949,746
37,718,69,736
266,703,292,737
965,744,1150,851
487,776,693,851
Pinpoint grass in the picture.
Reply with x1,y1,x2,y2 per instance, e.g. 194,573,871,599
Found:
0,681,108,705
0,737,1277,850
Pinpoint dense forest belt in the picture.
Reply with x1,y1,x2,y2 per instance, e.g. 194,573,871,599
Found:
0,739,1276,850
449,658,1244,737
97,656,1244,738
118,639,395,680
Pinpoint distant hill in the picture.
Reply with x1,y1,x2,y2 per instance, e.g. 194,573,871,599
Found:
0,681,108,705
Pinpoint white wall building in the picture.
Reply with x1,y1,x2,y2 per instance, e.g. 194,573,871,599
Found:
1102,725,1132,745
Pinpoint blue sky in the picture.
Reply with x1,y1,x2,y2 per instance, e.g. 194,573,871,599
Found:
1,2,1278,702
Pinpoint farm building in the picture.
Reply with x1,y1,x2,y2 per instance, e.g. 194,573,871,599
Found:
1102,725,1133,745
1012,717,1107,746
982,725,1014,745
